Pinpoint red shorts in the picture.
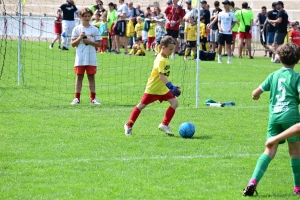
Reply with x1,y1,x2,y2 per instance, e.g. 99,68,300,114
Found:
141,92,175,105
74,65,97,75
232,31,238,39
54,24,62,34
239,32,252,39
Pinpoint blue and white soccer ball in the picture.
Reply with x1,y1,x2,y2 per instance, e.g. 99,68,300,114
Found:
178,122,195,138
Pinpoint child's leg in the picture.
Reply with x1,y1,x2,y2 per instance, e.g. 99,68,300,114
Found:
103,38,108,52
288,140,300,192
136,50,142,56
111,36,116,50
127,102,147,127
162,98,178,126
185,47,191,57
75,74,84,100
58,34,61,47
191,47,196,59
87,74,96,101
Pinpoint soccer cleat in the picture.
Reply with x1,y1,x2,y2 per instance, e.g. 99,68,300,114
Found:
61,46,69,50
218,57,222,63
124,124,132,136
243,182,258,196
49,43,53,49
71,98,80,105
90,98,101,104
158,123,174,136
294,189,300,195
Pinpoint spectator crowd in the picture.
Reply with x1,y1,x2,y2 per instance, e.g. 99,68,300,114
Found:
49,0,300,63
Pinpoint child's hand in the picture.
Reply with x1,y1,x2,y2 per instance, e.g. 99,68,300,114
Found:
265,137,278,148
79,32,86,39
82,37,91,45
252,93,260,100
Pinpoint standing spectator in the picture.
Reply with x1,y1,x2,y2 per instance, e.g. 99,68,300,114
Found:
261,2,278,61
184,16,197,60
153,7,164,20
268,1,289,63
107,2,117,52
164,0,185,59
290,22,300,46
235,2,254,58
114,0,129,54
90,0,106,16
59,0,79,50
70,8,102,105
99,14,109,52
49,10,62,50
183,0,198,27
256,6,267,56
147,19,156,51
127,2,140,48
217,0,236,64
200,1,211,26
209,1,222,52
134,16,144,38
136,5,144,18
230,1,239,56
146,7,153,16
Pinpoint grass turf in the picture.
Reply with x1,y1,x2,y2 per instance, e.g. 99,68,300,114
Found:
0,40,299,199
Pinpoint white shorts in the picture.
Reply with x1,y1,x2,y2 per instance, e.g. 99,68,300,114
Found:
142,30,148,41
210,29,219,43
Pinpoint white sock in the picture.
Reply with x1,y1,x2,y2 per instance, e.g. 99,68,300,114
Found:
218,54,222,59
228,56,231,61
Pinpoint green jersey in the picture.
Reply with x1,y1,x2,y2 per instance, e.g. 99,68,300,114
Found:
260,67,300,123
232,9,239,32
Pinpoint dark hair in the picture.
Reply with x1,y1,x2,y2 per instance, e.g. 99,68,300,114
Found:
145,13,152,18
230,1,235,7
242,2,248,9
108,2,114,7
200,16,205,21
160,36,176,48
277,43,300,65
147,6,151,10
292,22,298,27
214,1,220,7
78,8,93,18
262,6,266,9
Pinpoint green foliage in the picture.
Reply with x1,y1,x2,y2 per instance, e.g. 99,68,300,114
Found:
0,41,299,199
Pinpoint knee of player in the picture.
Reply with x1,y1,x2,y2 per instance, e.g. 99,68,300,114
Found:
137,102,147,110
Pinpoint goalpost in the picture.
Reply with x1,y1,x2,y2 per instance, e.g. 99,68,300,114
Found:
0,0,202,109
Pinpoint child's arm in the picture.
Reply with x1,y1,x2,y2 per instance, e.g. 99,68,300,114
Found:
252,87,263,100
266,123,300,148
159,73,181,97
71,32,85,48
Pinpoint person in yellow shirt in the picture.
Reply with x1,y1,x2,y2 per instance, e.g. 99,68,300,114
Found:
129,37,146,56
200,16,209,51
124,36,181,136
147,20,156,50
184,17,197,60
134,17,144,38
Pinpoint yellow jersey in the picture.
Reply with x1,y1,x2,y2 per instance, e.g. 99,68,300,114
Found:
145,53,170,95
135,22,144,37
184,24,197,41
148,22,156,37
200,23,207,38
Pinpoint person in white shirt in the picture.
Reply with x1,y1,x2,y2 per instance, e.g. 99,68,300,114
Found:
183,0,198,27
217,0,236,64
70,8,102,105
114,0,129,54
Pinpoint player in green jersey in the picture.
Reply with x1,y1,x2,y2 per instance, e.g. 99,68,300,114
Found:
243,43,300,196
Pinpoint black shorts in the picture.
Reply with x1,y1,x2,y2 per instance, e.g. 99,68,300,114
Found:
114,20,126,37
260,29,267,45
218,33,233,45
200,37,207,43
274,32,287,45
166,29,179,39
186,41,197,48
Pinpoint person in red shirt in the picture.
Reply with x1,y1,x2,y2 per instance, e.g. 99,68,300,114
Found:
49,10,62,50
290,22,300,47
164,0,185,59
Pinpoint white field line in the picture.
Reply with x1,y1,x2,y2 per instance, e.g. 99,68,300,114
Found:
2,153,260,165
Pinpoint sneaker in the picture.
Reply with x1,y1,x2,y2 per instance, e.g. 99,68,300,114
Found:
124,52,128,55
184,56,188,60
271,57,274,62
274,59,281,63
243,182,258,196
61,46,69,50
124,124,132,136
158,123,174,136
115,51,120,54
227,60,231,64
91,98,101,104
218,57,222,63
294,189,300,195
171,54,175,59
49,43,53,49
71,98,80,105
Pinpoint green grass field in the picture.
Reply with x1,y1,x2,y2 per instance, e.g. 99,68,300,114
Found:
1,40,300,199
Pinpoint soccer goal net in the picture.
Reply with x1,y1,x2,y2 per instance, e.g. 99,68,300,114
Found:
0,0,198,111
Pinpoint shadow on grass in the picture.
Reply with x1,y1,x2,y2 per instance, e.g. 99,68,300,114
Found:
172,135,213,140
252,193,296,198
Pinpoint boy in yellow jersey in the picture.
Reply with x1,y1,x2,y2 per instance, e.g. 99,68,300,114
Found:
184,17,197,60
147,20,156,50
129,37,146,56
124,36,181,136
134,17,144,38
200,16,209,51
